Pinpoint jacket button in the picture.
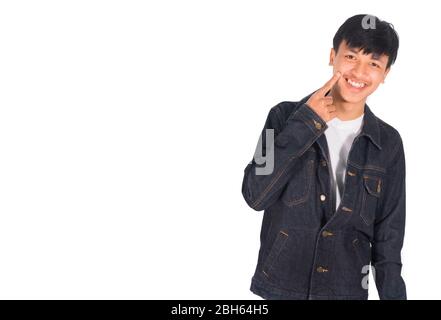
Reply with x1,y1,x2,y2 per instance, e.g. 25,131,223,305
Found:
313,120,322,130
320,194,326,201
320,160,327,167
322,230,334,237
316,266,329,273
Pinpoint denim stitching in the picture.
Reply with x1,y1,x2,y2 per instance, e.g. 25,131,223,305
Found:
283,159,315,207
251,135,318,209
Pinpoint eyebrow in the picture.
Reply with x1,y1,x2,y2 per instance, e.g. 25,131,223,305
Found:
347,48,383,61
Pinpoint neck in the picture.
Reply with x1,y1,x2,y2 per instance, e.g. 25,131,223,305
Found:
330,88,366,120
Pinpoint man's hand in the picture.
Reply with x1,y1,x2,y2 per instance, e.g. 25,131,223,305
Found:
305,72,341,122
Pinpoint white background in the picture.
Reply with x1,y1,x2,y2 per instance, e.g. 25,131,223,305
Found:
0,0,438,299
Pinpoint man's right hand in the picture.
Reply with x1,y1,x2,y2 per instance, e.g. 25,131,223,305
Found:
305,72,341,122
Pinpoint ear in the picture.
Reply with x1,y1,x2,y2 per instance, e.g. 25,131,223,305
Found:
329,48,335,66
382,67,391,83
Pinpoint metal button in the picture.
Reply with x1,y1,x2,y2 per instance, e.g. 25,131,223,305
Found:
313,120,322,130
316,266,329,273
320,160,327,167
320,194,326,201
322,230,334,237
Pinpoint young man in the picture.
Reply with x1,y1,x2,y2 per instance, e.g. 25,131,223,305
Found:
242,14,406,300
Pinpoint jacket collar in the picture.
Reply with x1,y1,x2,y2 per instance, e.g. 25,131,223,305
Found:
361,103,382,150
300,92,382,150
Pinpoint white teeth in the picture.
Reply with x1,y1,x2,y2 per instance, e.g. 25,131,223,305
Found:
347,78,366,88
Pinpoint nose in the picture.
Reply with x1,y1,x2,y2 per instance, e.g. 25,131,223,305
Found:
351,61,368,79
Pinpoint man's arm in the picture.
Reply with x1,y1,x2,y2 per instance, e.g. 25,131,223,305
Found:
241,102,326,211
372,134,407,300
242,72,341,211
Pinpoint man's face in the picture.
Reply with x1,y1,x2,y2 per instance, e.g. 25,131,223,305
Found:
330,40,390,104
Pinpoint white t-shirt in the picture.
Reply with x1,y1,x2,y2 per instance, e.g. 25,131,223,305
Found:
324,113,364,212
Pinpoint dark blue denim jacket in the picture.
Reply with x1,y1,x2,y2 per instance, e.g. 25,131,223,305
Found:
242,92,407,300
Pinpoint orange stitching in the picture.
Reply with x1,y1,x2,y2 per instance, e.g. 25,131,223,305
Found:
285,160,314,207
251,137,315,209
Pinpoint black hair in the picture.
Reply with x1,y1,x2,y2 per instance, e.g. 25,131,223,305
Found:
333,14,399,69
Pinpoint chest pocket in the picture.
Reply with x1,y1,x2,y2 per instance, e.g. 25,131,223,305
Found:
282,158,314,207
360,174,382,226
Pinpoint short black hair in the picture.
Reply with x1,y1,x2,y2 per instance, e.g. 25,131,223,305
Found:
333,14,399,69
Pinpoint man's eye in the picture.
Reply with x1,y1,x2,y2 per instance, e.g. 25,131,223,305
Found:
370,62,380,68
345,55,355,60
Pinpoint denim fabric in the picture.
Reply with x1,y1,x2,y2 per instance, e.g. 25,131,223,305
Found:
242,92,407,300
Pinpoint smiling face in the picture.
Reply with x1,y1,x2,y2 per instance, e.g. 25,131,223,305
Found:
329,40,390,104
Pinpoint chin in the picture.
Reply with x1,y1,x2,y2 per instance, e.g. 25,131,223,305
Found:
339,93,368,104
336,85,371,104
336,77,378,104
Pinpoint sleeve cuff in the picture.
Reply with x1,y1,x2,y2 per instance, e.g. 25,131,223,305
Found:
289,103,328,134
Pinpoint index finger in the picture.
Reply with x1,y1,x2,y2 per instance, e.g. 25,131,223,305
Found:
319,72,341,96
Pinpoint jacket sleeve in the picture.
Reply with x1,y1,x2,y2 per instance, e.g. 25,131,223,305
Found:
241,101,327,211
372,135,407,300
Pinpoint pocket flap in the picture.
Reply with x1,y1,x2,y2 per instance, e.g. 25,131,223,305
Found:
363,175,382,197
